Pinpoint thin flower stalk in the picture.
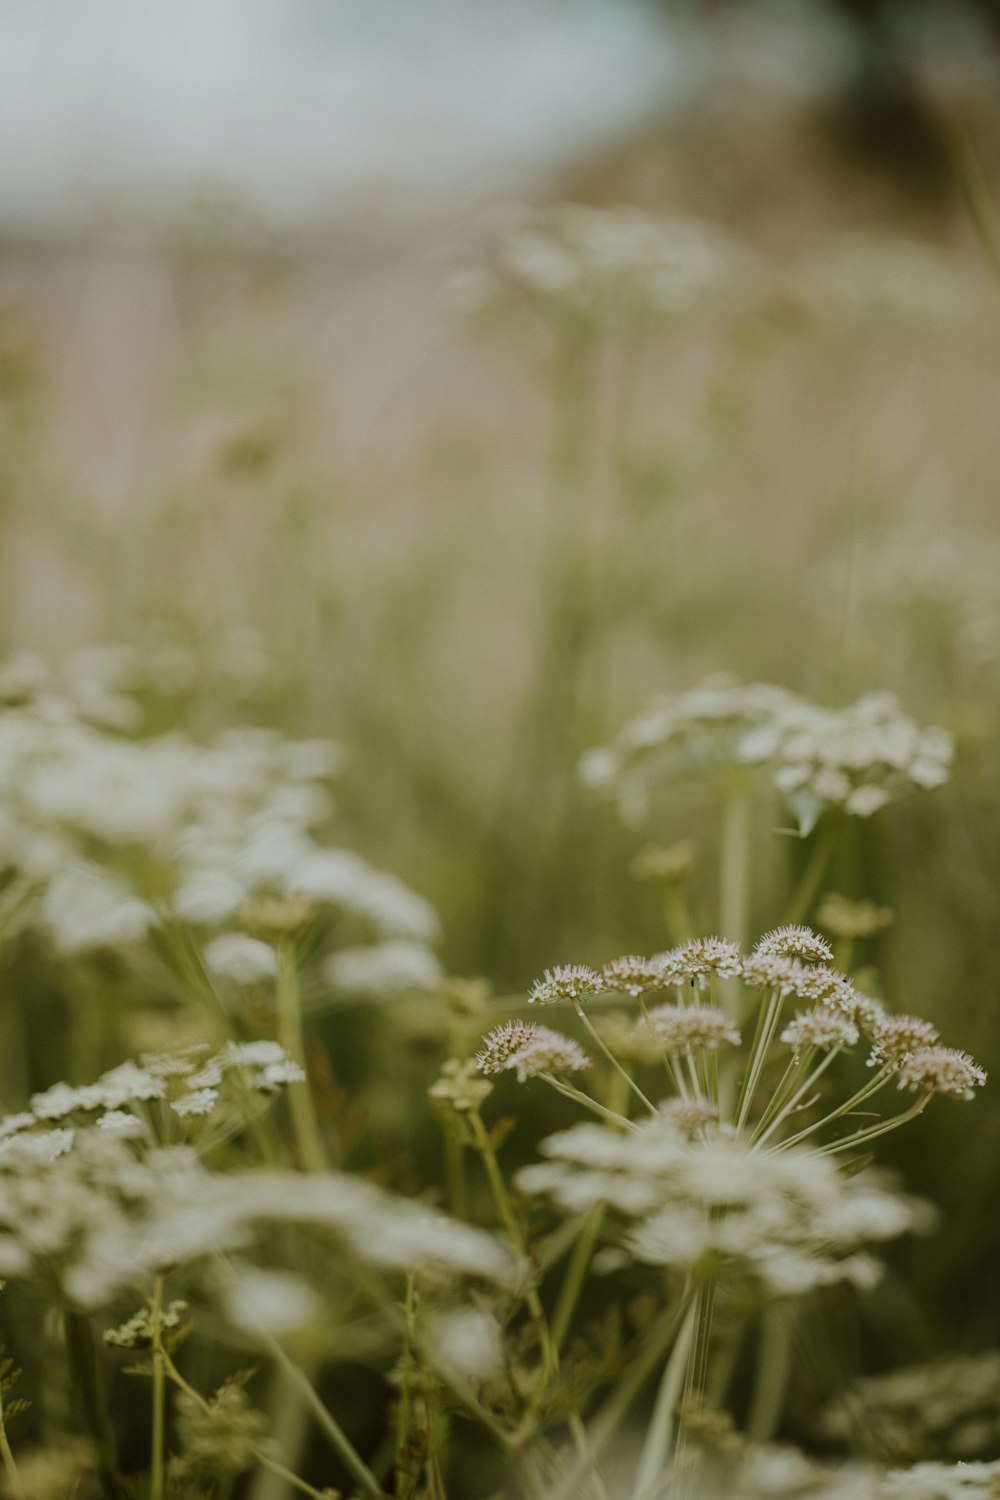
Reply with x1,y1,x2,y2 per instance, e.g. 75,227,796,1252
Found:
815,1093,931,1155
0,1382,25,1500
160,1351,330,1500
263,1333,387,1500
770,1061,896,1152
575,1007,658,1116
467,1109,557,1376
551,1203,608,1353
149,1277,167,1500
752,1048,841,1148
629,1295,698,1500
734,987,787,1130
275,939,327,1174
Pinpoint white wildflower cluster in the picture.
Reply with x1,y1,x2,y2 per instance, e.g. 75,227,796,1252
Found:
514,929,983,1117
424,1307,505,1388
529,964,604,1006
452,202,749,330
518,1117,919,1298
0,1117,523,1308
475,1022,588,1082
799,233,976,329
693,1447,1000,1500
581,676,952,833
0,654,440,998
644,1004,741,1056
0,1040,304,1149
821,1349,1000,1464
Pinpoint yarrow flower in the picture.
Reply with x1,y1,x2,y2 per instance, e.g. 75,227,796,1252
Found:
475,1022,539,1075
582,676,952,835
656,1099,720,1138
756,925,833,965
781,1007,860,1054
645,1004,741,1055
740,952,808,995
896,1048,986,1101
475,1022,587,1081
601,954,671,996
792,966,859,1016
660,937,742,988
529,964,603,1006
870,1015,941,1067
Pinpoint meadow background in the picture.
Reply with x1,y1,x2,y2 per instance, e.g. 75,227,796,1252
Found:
1,2,999,1494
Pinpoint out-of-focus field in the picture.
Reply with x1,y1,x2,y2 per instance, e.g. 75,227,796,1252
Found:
2,95,1000,1466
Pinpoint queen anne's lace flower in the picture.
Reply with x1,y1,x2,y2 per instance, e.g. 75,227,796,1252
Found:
529,964,603,1006
870,1015,941,1067
582,676,952,834
518,1117,920,1298
756,925,833,965
660,937,743,987
896,1048,986,1101
781,1007,859,1054
646,1004,741,1055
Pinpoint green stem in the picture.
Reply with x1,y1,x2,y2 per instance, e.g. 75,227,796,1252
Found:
63,1310,127,1500
770,1063,894,1152
719,784,752,949
734,989,786,1132
783,822,836,927
395,1273,416,1500
263,1336,387,1500
0,1386,25,1500
468,1111,556,1375
546,1295,694,1500
815,1094,930,1155
629,1296,698,1500
275,940,326,1174
150,1277,167,1500
543,1075,638,1131
753,1048,839,1148
162,1352,329,1500
551,1204,607,1353
746,1302,793,1443
576,1008,657,1116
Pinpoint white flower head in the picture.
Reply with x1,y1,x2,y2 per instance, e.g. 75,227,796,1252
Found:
529,964,603,1006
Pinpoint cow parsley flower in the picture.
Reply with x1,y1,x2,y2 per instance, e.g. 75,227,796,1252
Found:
756,925,833,965
529,964,603,1006
896,1048,986,1101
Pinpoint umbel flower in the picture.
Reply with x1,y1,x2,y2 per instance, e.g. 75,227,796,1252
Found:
478,928,984,1154
580,675,953,834
452,201,749,331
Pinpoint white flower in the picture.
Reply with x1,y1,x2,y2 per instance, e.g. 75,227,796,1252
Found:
220,1266,321,1336
204,933,278,986
324,940,442,997
425,1308,504,1386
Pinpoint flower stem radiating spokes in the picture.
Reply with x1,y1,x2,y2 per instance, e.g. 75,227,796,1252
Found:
575,1006,658,1116
275,939,326,1174
734,987,786,1131
752,1048,840,1148
766,1061,895,1153
816,1093,931,1154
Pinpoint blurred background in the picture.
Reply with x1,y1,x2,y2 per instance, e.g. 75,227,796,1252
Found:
2,0,1000,1448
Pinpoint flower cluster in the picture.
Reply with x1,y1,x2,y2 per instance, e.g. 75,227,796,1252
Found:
518,1116,921,1298
452,202,748,331
0,1040,305,1152
581,676,952,833
0,653,440,1000
0,1110,523,1309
